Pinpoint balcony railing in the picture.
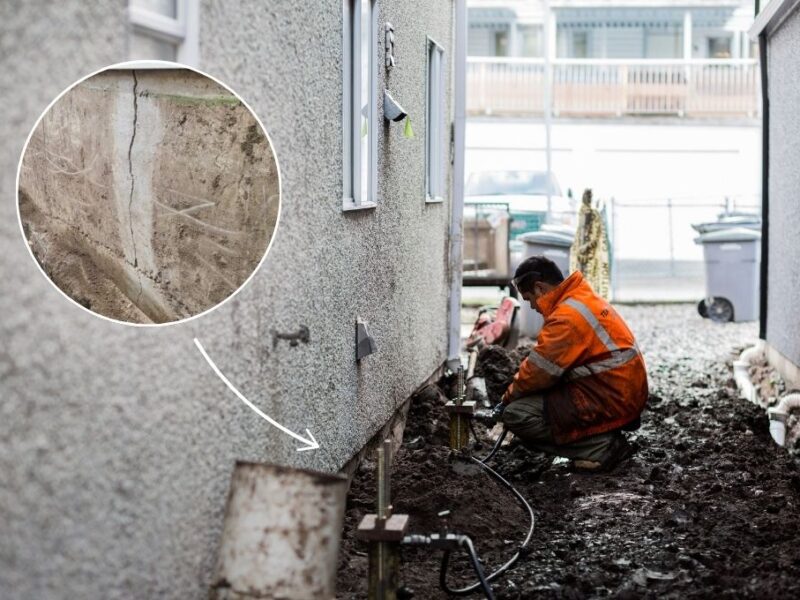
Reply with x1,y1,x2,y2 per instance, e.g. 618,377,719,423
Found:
467,57,760,119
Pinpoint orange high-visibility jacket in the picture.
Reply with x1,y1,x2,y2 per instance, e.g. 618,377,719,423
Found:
503,271,648,444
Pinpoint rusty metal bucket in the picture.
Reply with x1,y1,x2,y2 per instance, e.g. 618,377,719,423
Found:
211,462,349,599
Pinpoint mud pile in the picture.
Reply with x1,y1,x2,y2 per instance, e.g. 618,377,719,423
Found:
337,305,800,598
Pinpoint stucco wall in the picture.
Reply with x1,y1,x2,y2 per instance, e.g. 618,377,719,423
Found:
0,1,454,598
766,9,800,366
19,69,278,323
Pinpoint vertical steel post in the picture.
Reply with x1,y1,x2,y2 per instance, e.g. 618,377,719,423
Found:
667,198,675,277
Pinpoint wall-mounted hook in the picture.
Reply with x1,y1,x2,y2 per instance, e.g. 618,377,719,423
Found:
271,325,310,350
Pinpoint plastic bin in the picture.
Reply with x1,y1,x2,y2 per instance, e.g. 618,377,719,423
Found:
694,227,761,323
517,230,574,336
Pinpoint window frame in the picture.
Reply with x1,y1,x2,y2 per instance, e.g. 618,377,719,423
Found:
425,36,446,204
127,0,199,66
342,0,378,212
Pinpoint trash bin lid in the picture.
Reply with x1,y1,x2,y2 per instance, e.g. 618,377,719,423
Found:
691,219,761,234
518,230,574,248
694,226,761,244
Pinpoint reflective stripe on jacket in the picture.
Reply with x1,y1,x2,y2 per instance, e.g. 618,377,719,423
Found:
503,271,648,444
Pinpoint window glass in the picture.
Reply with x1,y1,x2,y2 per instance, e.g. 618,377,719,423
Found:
131,0,177,18
708,36,732,59
359,0,371,204
572,31,588,58
495,30,509,57
427,40,444,201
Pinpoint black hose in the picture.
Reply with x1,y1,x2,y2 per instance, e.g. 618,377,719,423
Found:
439,456,535,596
439,538,496,600
477,428,508,464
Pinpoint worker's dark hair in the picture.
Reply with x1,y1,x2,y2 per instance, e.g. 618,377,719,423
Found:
513,255,564,293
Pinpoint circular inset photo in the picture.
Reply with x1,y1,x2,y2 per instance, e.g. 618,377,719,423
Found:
17,62,280,325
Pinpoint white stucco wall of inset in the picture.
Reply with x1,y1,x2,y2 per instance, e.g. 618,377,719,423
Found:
0,1,454,598
766,7,800,367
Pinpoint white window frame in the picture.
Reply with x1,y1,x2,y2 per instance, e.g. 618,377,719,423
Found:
425,37,445,204
342,0,378,212
127,0,199,67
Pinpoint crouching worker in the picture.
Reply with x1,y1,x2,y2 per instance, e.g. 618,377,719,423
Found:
496,256,648,471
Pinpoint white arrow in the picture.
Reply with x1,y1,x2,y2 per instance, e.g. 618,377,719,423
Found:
194,338,319,452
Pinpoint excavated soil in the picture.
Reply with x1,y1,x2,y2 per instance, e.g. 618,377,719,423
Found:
337,305,800,598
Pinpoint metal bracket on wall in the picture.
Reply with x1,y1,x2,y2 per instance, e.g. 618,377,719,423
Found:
271,325,310,350
356,319,378,361
385,22,395,69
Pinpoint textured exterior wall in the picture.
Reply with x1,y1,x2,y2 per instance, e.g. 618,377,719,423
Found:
19,69,278,323
766,10,800,366
0,1,454,598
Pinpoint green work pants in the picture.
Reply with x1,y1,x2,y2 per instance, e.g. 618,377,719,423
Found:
501,394,617,462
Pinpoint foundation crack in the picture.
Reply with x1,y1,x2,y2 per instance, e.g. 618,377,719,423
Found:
127,71,144,305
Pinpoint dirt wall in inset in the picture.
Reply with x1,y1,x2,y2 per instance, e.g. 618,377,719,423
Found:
19,69,278,324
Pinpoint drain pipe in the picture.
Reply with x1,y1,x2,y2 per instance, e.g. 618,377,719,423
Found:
733,342,764,404
768,392,800,447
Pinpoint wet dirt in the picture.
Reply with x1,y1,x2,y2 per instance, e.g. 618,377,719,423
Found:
337,305,800,598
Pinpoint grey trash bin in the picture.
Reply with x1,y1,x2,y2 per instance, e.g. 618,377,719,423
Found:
694,227,761,323
517,230,574,337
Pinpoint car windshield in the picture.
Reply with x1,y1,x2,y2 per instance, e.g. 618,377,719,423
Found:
466,171,561,197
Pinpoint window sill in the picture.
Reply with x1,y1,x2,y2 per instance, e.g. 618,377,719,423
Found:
425,195,445,204
342,200,377,212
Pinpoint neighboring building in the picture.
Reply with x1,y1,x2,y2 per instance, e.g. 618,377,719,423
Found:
0,1,456,597
469,0,756,59
750,0,800,386
466,0,760,118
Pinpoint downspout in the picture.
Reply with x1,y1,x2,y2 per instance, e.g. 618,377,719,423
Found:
733,343,764,404
447,0,467,370
758,31,769,341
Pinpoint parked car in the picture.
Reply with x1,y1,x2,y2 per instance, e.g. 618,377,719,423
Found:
465,170,576,249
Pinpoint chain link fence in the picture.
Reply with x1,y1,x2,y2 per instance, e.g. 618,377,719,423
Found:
606,196,760,302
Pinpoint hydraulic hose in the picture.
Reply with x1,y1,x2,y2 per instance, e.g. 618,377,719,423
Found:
439,537,495,600
439,456,535,596
477,428,508,464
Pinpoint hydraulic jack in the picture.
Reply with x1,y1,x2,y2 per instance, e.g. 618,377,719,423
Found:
445,366,476,450
356,439,409,600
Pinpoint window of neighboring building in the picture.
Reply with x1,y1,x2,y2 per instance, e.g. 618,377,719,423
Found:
708,36,732,58
426,38,445,203
127,0,198,65
343,0,377,210
495,30,509,56
519,25,543,58
572,31,588,58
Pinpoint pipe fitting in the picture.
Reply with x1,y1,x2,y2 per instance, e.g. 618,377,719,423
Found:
732,342,763,404
768,392,800,447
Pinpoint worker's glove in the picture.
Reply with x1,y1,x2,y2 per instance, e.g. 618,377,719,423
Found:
489,402,506,424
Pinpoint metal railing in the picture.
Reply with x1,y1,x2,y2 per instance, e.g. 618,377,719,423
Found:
467,57,760,119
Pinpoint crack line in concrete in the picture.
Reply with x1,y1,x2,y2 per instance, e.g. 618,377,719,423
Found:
127,71,144,306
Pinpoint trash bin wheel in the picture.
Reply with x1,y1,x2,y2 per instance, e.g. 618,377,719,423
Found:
707,297,734,323
697,300,708,318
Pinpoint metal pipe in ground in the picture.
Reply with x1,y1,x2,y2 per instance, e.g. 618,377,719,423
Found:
211,462,348,600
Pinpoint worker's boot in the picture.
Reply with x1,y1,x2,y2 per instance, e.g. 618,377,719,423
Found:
572,434,635,472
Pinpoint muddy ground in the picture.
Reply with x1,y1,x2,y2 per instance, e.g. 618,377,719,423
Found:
338,304,800,598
